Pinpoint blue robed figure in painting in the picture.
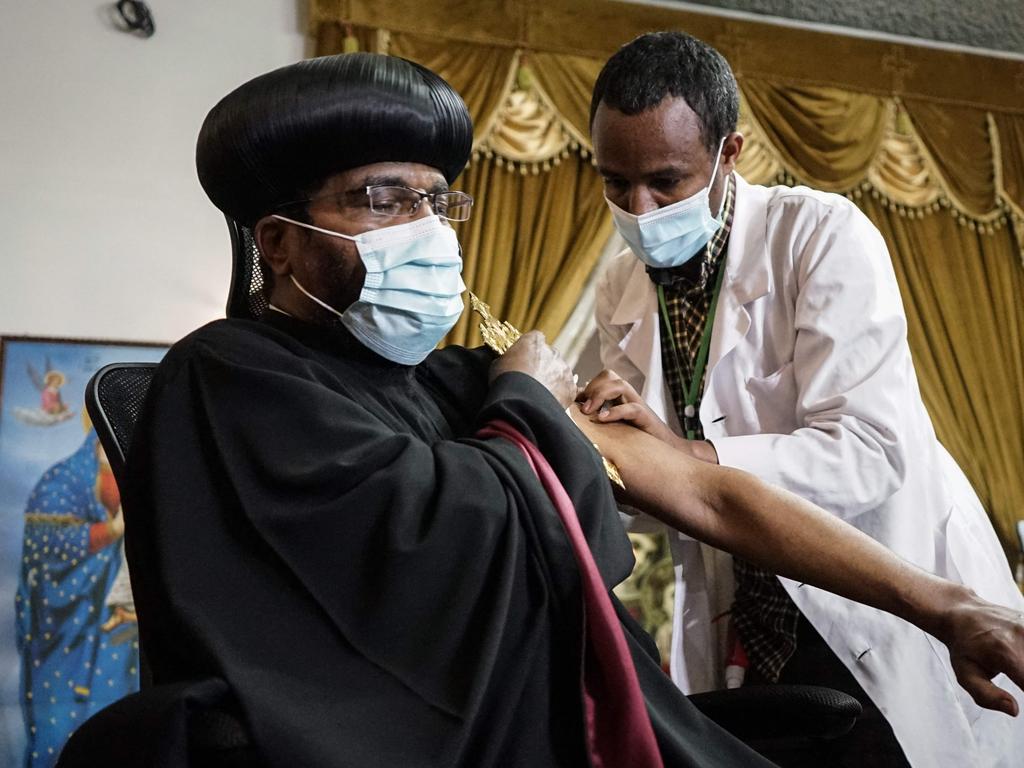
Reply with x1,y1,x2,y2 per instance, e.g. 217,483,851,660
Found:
14,426,139,767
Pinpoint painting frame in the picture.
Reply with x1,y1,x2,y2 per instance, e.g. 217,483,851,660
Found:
0,335,169,768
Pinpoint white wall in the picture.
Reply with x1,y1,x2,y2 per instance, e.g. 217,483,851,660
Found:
0,5,307,761
0,1,308,344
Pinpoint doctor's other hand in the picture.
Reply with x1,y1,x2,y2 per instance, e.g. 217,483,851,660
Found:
578,369,679,447
491,331,576,409
938,591,1024,716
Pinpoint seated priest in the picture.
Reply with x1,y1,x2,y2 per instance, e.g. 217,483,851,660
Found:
114,52,1024,768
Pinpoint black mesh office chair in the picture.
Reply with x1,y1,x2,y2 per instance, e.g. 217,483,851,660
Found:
226,216,268,321
85,362,158,480
83,362,158,691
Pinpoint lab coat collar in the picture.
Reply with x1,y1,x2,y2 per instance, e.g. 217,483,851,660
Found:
723,174,772,306
705,175,773,374
606,173,773,377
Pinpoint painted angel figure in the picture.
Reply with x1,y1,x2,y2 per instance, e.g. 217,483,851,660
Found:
14,359,75,426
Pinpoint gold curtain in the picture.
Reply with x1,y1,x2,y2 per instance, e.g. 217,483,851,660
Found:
860,198,1024,554
740,81,887,190
311,3,1024,558
451,155,613,347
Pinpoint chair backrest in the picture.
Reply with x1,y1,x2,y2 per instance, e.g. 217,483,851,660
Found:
84,362,159,690
226,216,269,321
84,363,158,482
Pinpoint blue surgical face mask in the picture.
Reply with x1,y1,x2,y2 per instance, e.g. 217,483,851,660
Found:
606,136,728,269
271,214,465,365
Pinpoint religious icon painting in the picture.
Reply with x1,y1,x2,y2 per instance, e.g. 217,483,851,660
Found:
0,336,167,768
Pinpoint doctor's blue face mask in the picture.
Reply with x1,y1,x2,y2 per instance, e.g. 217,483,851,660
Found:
271,214,465,365
606,136,728,270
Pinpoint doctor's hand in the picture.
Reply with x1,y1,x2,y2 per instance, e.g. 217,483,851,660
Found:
936,591,1024,716
578,370,719,463
491,331,576,409
578,370,679,443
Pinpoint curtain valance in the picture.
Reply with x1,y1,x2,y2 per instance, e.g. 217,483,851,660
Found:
320,18,1024,237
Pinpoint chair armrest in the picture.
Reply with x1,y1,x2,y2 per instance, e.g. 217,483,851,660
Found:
687,684,862,741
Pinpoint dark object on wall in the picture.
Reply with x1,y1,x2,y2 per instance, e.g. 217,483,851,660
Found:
114,0,155,38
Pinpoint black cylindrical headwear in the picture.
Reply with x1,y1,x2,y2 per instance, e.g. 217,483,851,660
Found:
196,53,474,227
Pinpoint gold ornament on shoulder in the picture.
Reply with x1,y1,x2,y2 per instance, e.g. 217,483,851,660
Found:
469,292,625,489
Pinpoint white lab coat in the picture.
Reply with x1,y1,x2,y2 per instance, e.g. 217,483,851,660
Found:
595,174,1024,768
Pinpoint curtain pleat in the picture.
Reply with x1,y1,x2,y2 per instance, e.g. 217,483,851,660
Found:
903,99,999,219
388,33,518,141
741,81,887,190
993,112,1024,218
528,52,604,145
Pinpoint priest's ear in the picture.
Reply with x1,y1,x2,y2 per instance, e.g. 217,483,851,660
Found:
254,215,297,277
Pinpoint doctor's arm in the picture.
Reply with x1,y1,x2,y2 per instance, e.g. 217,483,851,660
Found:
571,406,1024,716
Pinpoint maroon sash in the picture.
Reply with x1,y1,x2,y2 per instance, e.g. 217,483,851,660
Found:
478,420,663,768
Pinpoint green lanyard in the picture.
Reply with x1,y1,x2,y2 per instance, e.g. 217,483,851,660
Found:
656,258,728,440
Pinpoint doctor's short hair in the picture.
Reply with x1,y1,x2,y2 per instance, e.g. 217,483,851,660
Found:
590,31,739,154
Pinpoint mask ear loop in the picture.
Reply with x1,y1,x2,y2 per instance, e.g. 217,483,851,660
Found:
269,215,356,320
271,214,358,242
289,275,346,321
708,136,728,220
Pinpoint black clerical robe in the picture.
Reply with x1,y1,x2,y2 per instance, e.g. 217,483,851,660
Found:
120,312,772,767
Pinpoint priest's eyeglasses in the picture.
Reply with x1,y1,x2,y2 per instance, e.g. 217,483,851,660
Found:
363,185,474,221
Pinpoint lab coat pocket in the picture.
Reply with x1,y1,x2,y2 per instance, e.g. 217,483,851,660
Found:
744,362,798,434
943,504,1019,606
